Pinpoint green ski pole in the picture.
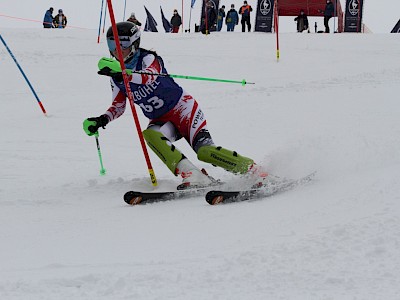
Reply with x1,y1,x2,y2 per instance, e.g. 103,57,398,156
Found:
98,57,255,86
95,133,106,176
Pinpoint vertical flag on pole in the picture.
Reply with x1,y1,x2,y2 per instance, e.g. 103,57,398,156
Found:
160,6,172,32
144,6,158,32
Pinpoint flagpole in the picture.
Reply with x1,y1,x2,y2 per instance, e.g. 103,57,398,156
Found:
181,0,184,33
123,0,127,20
188,5,193,32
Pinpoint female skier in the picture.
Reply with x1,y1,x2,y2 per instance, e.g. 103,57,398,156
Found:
83,22,266,188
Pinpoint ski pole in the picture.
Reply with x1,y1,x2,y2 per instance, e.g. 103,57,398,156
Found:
98,57,255,86
95,133,106,175
106,0,158,187
0,34,47,116
132,71,255,86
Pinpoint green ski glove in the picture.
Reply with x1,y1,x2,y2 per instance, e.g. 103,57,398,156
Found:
97,57,132,82
83,115,109,136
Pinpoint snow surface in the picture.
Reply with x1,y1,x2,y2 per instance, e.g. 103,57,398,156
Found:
1,28,400,299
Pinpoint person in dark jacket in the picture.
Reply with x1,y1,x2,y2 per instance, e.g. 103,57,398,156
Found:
170,9,182,33
294,9,309,32
53,9,67,29
226,4,239,32
239,0,253,32
43,7,54,28
127,12,142,26
321,0,335,33
217,5,226,31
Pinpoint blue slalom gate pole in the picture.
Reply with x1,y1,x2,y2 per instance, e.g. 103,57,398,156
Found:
102,1,108,33
123,0,127,20
97,0,105,43
0,34,47,116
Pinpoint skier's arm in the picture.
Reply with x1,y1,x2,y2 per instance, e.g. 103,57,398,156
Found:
129,54,162,85
104,82,127,122
97,54,162,85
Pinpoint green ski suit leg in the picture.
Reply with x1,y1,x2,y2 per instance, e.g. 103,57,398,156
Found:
197,145,254,174
142,128,184,175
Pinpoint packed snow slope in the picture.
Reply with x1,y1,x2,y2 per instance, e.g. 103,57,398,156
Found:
1,28,400,299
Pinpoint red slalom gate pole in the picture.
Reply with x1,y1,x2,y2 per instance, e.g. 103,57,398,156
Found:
106,0,158,187
274,0,280,61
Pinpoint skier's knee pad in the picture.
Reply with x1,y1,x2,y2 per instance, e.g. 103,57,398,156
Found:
143,128,184,175
197,145,254,174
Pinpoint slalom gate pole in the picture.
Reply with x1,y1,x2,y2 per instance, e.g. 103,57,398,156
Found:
0,34,47,116
123,0,127,21
95,133,106,175
102,1,108,33
106,0,158,187
181,0,184,33
274,0,280,61
97,0,105,43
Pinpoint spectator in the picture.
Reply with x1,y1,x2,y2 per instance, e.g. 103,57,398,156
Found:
43,7,54,28
170,9,182,33
320,0,335,33
217,5,226,31
127,12,142,26
239,0,253,32
53,9,67,29
294,9,309,32
226,4,239,32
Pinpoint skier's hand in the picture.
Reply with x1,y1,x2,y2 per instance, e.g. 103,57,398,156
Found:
98,67,124,82
83,115,109,136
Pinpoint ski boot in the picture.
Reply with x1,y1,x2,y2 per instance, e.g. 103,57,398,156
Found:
176,159,219,190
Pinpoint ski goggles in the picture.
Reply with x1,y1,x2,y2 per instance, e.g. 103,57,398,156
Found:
107,36,133,52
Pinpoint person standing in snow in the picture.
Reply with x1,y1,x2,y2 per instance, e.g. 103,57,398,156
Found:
294,9,309,32
226,4,239,32
239,0,253,32
53,9,67,29
170,9,182,33
320,0,335,33
43,7,54,28
217,5,226,31
83,22,267,188
127,12,142,27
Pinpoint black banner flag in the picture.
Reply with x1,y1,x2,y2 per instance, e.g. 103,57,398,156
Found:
391,19,400,33
344,0,364,32
200,0,220,33
144,6,158,32
255,0,274,32
160,6,172,33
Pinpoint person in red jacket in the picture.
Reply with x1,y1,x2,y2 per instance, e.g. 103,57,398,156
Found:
239,0,253,32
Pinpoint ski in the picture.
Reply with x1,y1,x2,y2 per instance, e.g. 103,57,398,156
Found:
124,182,222,205
205,172,316,205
